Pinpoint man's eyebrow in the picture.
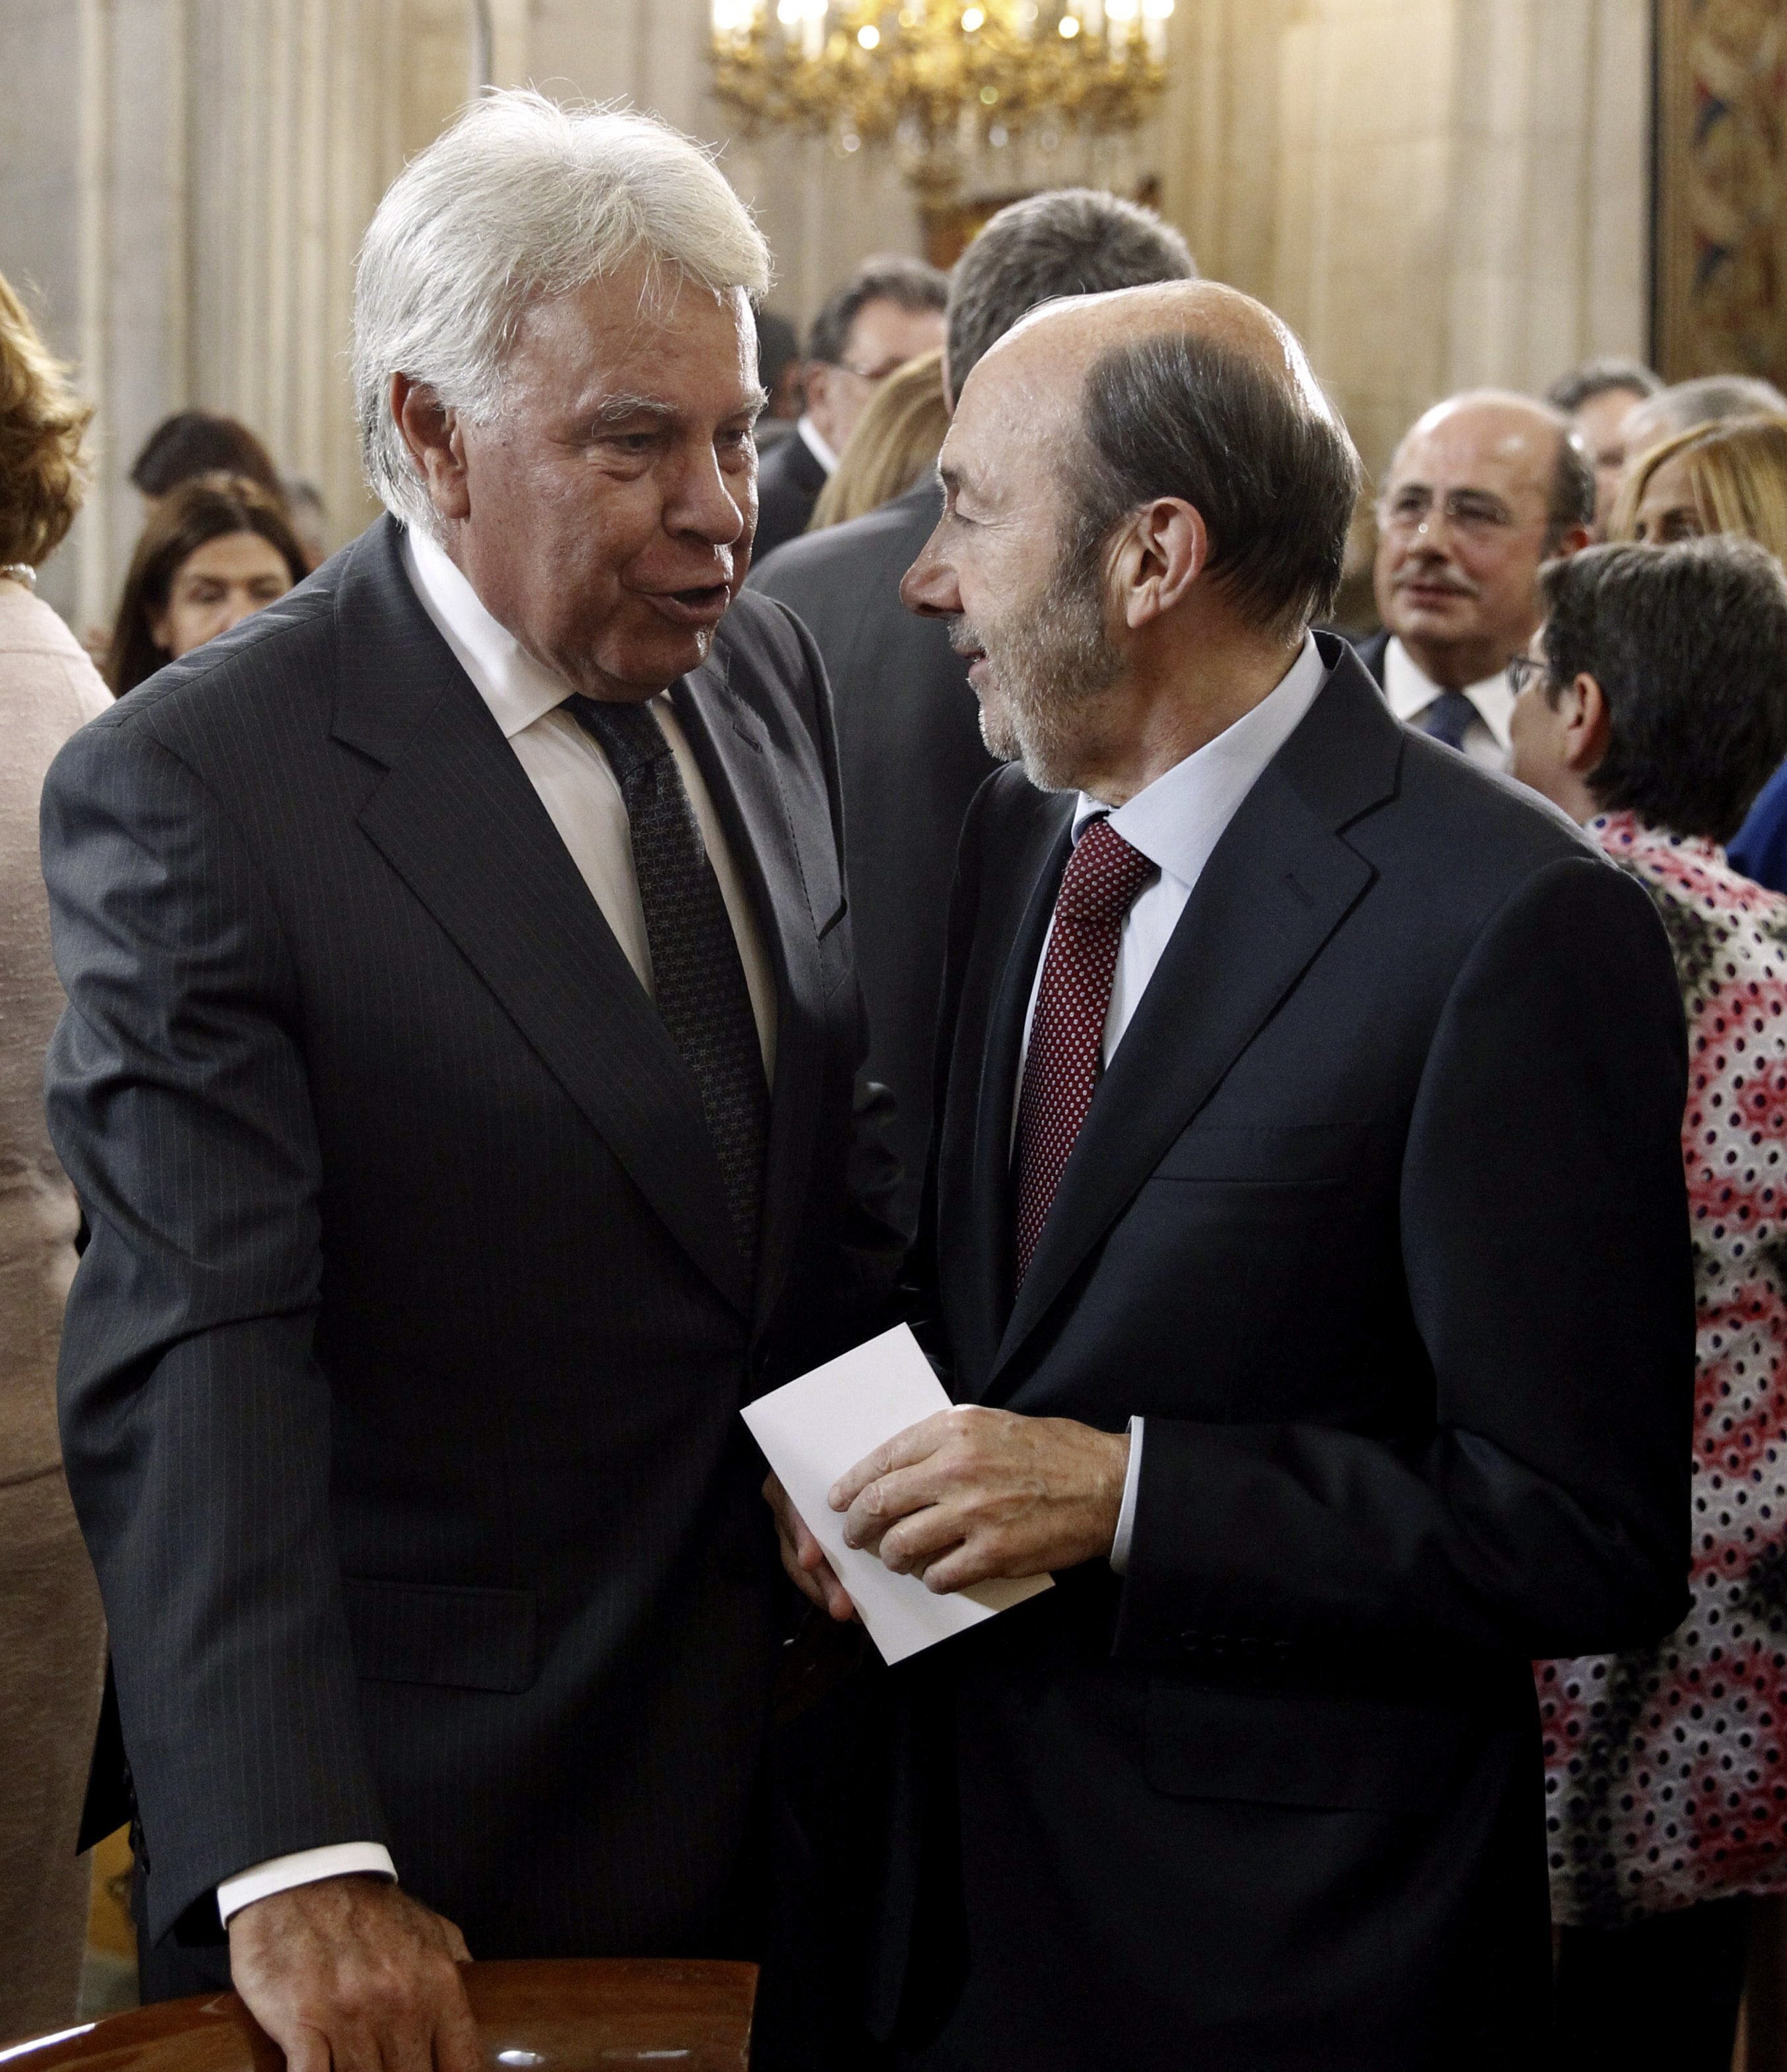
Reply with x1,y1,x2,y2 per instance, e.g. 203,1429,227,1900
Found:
587,387,770,428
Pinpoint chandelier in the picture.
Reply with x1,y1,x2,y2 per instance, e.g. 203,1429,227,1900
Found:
707,0,1171,203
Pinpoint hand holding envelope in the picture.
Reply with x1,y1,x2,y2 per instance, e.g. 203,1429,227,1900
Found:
746,1325,1132,1666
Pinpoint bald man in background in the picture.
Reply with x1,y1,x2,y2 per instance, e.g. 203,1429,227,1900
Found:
1357,392,1594,765
769,285,1695,2067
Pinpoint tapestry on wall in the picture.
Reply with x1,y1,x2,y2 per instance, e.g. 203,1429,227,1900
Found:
1655,0,1787,385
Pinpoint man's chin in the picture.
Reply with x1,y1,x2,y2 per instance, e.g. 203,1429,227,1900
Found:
574,627,715,697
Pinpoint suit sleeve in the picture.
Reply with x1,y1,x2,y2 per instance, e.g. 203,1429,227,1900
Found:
41,714,387,1943
1113,852,1696,1666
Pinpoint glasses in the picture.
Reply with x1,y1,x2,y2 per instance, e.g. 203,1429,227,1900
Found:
1505,654,1549,698
830,356,906,385
1377,488,1522,540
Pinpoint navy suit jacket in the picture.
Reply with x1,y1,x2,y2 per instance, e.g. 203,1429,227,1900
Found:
754,430,828,562
42,516,900,1955
881,637,1695,2069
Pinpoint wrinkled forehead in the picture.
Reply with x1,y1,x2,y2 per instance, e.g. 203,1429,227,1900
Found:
1388,408,1557,498
941,327,1083,498
509,269,759,402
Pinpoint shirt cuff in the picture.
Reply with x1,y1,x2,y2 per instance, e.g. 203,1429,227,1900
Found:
1110,1415,1144,1574
217,1842,397,1925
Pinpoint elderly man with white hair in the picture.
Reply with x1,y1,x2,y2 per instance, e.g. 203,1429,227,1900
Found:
41,90,899,2066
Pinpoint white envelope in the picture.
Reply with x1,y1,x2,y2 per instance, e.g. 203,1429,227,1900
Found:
742,1322,1052,1666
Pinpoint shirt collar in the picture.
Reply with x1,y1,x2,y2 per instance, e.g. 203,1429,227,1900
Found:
401,523,572,739
796,414,839,476
1381,635,1514,748
1070,633,1329,887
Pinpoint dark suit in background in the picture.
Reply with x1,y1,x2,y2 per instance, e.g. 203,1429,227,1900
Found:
754,430,829,561
1350,624,1389,683
750,480,997,1236
42,517,898,1968
883,641,1694,2069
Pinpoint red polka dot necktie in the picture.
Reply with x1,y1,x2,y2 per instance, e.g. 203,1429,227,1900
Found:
1012,816,1157,1287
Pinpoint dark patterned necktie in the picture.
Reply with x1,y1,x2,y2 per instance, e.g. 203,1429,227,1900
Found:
1012,816,1157,1287
1422,689,1479,752
566,696,769,1268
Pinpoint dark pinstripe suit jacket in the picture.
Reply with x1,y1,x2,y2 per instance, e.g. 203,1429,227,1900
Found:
41,515,901,1956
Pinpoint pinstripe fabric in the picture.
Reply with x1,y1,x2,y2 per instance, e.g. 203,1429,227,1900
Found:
41,516,900,1957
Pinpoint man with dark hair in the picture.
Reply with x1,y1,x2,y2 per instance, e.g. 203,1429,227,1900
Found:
752,310,802,445
129,411,286,506
1512,536,1787,842
753,256,948,556
750,192,1192,1235
769,280,1695,2067
1546,357,1664,537
1359,391,1594,766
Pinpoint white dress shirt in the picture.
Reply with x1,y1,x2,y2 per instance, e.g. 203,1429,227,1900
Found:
1381,634,1512,770
216,523,778,1925
1009,635,1330,1575
795,414,839,477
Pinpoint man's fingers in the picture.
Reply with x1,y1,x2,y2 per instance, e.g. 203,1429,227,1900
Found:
276,2025,335,2072
438,1916,472,1966
430,1976,485,2072
841,1459,952,1551
829,1410,954,1511
876,1500,970,1574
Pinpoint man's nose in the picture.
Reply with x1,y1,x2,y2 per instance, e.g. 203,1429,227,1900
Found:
670,447,748,548
900,534,960,618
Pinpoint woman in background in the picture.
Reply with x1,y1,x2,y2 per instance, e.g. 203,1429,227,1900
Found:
1509,536,1787,2071
105,472,307,695
805,346,948,534
0,268,110,2042
1613,418,1787,898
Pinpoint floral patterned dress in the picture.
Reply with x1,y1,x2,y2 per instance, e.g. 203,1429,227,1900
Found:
1540,811,1787,1927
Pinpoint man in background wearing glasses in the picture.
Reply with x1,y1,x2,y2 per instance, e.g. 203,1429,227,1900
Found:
1355,393,1594,765
753,254,948,558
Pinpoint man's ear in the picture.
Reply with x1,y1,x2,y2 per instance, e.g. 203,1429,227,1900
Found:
1551,523,1594,560
392,374,470,524
1560,670,1611,775
1115,498,1208,630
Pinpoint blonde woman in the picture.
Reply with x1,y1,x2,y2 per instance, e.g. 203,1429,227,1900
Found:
804,346,949,533
1610,411,1787,555
1611,417,1787,895
0,271,109,2042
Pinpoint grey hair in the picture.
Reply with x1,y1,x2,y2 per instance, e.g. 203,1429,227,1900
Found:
1545,356,1664,413
1623,373,1787,457
352,89,771,534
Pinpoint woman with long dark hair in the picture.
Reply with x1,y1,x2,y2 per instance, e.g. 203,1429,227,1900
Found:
106,472,308,695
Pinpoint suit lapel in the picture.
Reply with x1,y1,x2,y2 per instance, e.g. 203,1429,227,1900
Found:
668,661,832,1332
982,655,1402,1394
331,519,753,1318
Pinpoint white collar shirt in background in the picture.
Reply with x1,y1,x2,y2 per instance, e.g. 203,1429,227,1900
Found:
1382,634,1513,771
1009,632,1330,1575
402,525,777,1079
796,414,839,476
218,523,789,1927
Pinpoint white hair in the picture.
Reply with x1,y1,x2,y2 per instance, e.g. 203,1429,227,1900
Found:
352,90,771,533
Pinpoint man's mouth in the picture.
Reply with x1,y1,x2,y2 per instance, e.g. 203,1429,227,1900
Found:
649,583,733,628
1396,578,1473,606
